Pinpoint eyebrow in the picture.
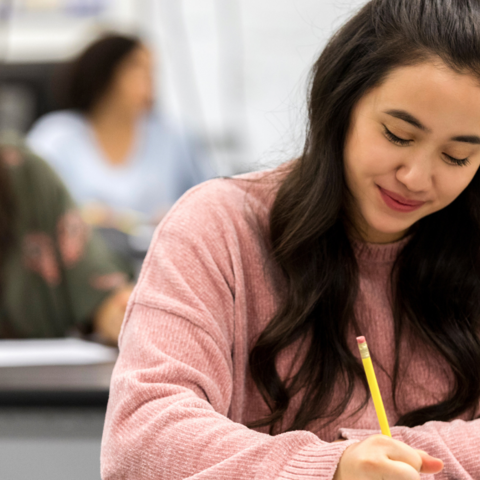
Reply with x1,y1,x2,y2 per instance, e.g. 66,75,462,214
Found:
384,109,480,145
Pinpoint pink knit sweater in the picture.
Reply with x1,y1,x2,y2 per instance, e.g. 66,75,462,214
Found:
101,166,480,480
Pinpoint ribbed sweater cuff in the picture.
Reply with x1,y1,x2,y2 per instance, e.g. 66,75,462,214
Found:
278,439,358,480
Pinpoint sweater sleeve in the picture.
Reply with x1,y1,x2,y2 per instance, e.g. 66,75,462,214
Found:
339,418,480,479
101,181,357,480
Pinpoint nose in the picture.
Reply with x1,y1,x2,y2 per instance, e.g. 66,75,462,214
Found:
395,154,433,193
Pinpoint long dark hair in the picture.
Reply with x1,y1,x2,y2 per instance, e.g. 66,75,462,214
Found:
249,0,480,434
58,33,142,113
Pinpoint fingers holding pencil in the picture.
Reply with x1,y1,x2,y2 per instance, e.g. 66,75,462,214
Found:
333,434,444,480
333,336,444,479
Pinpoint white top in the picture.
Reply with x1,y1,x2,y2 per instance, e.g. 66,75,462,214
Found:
27,110,212,219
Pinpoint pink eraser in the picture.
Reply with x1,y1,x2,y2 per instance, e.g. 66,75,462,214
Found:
356,336,366,344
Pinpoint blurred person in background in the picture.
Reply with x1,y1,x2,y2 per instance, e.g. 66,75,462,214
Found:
26,33,211,231
0,133,133,344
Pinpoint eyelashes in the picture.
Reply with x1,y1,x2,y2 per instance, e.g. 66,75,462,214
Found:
383,125,411,147
382,125,470,167
443,154,470,167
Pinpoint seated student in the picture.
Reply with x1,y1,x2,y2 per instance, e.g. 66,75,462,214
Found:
0,133,133,344
27,33,211,227
101,0,480,478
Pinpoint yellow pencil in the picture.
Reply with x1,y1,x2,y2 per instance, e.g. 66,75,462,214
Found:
356,336,392,437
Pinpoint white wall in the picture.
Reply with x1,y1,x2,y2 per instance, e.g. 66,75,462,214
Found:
1,0,142,62
143,0,368,174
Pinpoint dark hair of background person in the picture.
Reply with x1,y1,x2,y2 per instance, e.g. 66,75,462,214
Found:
248,0,480,435
57,33,142,114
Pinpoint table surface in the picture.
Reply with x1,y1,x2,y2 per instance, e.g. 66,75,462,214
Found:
0,362,116,406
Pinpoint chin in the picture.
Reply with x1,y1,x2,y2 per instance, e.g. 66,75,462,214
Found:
366,215,413,241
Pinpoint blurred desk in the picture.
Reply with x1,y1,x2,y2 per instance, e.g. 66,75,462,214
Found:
0,362,115,480
0,362,114,406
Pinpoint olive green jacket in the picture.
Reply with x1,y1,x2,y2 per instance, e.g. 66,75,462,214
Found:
0,135,132,338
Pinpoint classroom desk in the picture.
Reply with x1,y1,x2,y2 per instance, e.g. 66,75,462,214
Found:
0,362,115,480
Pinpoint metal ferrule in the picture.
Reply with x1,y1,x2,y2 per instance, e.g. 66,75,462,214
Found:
358,341,370,359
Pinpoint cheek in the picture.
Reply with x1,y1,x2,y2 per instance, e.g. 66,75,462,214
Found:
131,72,152,99
435,169,478,207
119,79,145,103
344,130,397,185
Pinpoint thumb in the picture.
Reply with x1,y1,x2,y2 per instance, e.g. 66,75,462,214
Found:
417,450,444,474
118,290,131,308
115,286,134,309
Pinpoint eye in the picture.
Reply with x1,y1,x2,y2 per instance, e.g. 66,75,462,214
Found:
383,125,471,167
383,125,411,146
443,153,470,167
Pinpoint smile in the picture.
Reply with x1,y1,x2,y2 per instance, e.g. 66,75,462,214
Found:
377,186,426,212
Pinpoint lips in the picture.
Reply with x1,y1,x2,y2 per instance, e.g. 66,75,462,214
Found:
379,187,425,206
377,186,426,213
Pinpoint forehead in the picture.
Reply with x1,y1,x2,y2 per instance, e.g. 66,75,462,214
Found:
354,61,480,133
122,45,151,65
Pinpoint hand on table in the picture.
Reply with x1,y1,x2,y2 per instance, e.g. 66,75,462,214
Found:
93,284,134,345
333,434,443,480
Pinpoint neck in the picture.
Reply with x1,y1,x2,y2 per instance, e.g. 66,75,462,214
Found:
352,222,406,244
88,98,141,166
89,98,140,131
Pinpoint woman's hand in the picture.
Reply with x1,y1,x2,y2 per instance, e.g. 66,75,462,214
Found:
333,434,443,480
93,285,134,344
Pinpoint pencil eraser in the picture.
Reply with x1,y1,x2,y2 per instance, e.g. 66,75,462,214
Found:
356,336,366,344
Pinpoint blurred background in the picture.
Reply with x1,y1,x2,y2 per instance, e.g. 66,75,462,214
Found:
0,1,366,479
0,0,366,174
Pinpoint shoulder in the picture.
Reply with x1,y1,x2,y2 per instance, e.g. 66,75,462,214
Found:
145,110,177,132
30,110,85,130
148,164,290,258
167,166,283,224
135,164,291,310
144,110,197,146
27,110,87,144
0,133,65,192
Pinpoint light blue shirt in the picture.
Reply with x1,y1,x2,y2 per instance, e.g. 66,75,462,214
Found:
27,110,213,219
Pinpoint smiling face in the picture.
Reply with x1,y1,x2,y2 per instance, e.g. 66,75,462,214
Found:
343,60,480,244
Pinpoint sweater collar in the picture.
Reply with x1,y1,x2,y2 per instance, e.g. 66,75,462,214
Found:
351,235,411,264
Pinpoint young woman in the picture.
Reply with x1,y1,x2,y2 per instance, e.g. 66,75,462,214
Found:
101,1,480,478
27,34,210,225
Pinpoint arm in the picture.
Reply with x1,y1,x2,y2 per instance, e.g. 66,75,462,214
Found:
54,209,134,341
29,151,134,339
339,418,480,479
101,183,356,480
